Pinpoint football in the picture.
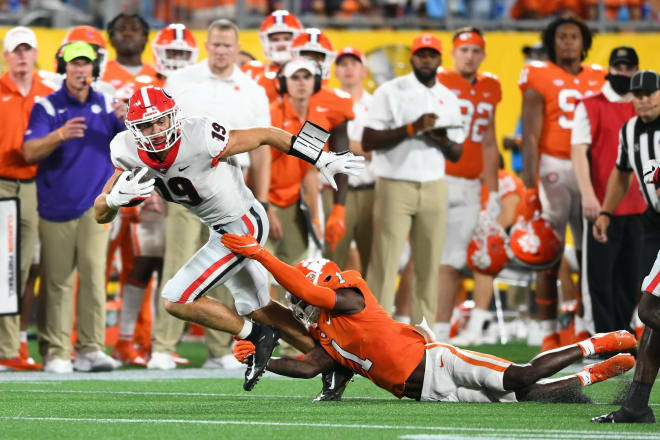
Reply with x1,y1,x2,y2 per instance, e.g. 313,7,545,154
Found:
123,167,151,207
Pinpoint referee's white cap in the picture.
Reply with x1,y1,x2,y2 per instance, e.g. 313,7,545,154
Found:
631,70,660,93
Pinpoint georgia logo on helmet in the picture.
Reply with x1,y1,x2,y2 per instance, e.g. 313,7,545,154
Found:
509,213,562,270
291,28,335,79
259,10,303,64
466,216,511,276
126,86,182,153
152,23,199,77
56,25,108,79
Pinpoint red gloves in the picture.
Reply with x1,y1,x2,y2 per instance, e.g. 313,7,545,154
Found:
325,204,346,252
221,233,266,260
233,339,255,364
516,188,542,221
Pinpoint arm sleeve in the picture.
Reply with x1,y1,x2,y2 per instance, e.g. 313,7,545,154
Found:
24,101,54,141
615,122,633,171
570,101,592,146
257,252,337,309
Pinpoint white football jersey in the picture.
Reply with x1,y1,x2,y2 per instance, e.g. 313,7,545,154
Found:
110,116,255,227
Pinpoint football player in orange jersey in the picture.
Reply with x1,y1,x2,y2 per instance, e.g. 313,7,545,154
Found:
435,27,501,342
242,10,304,102
223,233,636,402
518,17,605,351
102,14,162,100
291,28,355,253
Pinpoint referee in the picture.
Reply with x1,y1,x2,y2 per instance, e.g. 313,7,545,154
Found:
592,69,660,423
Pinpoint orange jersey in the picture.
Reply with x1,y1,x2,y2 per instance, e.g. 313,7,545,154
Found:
481,169,525,210
519,61,605,160
309,86,355,131
268,98,332,207
0,71,56,180
102,60,163,100
438,71,502,179
311,271,426,398
242,61,281,103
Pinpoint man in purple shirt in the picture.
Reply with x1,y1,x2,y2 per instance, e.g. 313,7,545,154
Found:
23,41,126,373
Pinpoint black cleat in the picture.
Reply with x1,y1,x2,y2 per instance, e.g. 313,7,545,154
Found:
243,324,279,391
314,365,354,401
592,406,656,423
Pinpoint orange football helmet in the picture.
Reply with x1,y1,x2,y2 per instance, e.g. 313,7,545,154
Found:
509,214,562,270
466,216,511,276
291,28,335,79
258,9,303,63
56,25,107,79
295,257,344,289
152,23,198,77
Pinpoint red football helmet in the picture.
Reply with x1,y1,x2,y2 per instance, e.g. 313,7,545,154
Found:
125,86,181,152
152,23,199,77
509,214,562,270
291,28,335,79
466,216,511,276
259,10,303,63
56,25,108,78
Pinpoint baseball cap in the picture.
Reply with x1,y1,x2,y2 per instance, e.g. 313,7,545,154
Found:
62,41,96,63
609,46,638,67
630,70,660,93
411,33,442,55
336,46,365,64
3,26,37,52
283,57,318,77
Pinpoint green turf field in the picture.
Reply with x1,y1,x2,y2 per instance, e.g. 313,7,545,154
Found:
2,341,659,440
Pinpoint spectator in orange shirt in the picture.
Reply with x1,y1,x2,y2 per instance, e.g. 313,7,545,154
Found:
510,0,585,18
0,26,57,372
583,0,643,20
267,57,328,358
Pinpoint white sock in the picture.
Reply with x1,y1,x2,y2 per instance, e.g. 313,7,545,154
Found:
466,308,490,333
393,315,411,325
237,320,253,339
433,322,450,342
540,319,558,335
119,283,145,340
577,338,595,357
19,331,27,343
575,370,591,386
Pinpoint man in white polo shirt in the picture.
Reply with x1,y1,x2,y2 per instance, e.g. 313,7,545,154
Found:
363,33,465,328
148,18,271,370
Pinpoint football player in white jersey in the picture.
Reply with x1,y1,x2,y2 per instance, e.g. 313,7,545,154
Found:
94,85,364,389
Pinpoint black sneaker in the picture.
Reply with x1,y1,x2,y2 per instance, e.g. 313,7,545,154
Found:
592,406,656,423
314,365,354,401
243,325,279,391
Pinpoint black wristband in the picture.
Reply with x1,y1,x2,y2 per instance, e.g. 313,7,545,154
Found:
598,211,613,219
259,201,270,212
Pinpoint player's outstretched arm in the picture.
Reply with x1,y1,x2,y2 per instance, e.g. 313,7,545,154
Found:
235,341,336,379
222,234,337,309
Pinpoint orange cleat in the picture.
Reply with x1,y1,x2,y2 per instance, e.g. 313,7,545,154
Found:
541,332,560,352
112,340,147,367
579,353,635,385
0,356,42,371
172,353,190,365
589,330,637,355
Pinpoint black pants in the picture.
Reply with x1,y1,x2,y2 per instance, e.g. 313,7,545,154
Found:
585,214,642,333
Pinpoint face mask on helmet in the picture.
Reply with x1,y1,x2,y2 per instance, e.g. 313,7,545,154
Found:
259,10,303,63
153,24,199,77
291,29,335,80
126,87,182,153
285,292,320,328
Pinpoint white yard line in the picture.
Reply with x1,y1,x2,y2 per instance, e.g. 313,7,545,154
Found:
1,416,659,439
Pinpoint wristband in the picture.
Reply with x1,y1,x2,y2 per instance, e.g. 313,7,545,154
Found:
598,211,613,219
406,123,416,136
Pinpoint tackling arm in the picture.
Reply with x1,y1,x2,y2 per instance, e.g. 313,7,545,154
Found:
267,345,337,379
520,89,544,188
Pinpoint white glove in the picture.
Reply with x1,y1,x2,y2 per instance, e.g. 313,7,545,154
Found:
643,159,660,184
315,150,365,191
486,191,501,221
106,168,155,210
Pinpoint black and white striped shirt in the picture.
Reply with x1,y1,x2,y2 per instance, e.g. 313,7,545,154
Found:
616,115,660,212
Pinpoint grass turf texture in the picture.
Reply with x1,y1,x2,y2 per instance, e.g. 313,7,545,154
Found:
3,341,659,439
